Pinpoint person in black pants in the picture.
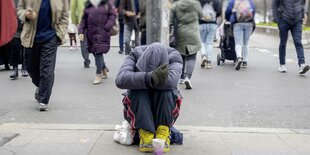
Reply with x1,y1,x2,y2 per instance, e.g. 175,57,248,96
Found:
115,0,125,54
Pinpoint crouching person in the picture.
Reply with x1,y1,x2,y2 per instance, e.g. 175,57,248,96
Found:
115,43,183,153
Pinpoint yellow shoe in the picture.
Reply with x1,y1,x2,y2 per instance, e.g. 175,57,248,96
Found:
139,129,154,152
156,125,170,152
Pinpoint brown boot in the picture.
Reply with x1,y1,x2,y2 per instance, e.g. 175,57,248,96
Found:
93,74,102,85
102,68,109,79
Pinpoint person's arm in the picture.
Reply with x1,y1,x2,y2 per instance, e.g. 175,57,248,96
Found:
17,0,28,22
115,50,150,90
272,0,280,23
225,0,234,21
104,2,117,31
303,0,308,24
214,0,222,18
56,0,69,44
78,10,87,35
153,49,183,90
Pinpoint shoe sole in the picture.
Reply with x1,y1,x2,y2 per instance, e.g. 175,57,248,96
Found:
299,65,310,74
235,61,242,70
201,59,207,68
184,81,192,89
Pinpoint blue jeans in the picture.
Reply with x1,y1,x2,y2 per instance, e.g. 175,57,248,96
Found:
181,53,197,79
93,53,106,74
80,32,90,66
233,23,253,62
278,20,305,66
199,23,218,61
124,24,140,54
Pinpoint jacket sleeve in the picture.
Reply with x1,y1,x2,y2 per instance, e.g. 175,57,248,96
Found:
78,10,87,34
56,0,69,44
115,53,149,90
17,0,27,22
272,0,280,23
304,0,309,14
214,0,222,18
104,3,117,31
225,0,234,21
153,49,183,90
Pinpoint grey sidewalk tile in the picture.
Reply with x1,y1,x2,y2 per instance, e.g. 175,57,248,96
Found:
15,143,94,155
2,131,42,147
0,133,19,146
0,148,14,155
277,134,310,155
220,133,299,155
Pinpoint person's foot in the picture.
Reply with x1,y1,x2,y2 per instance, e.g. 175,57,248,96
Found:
184,77,192,89
139,129,154,153
242,61,247,68
118,50,123,54
235,57,242,71
10,68,18,79
200,57,207,68
299,64,310,75
156,125,170,152
21,69,28,77
35,88,39,102
93,74,102,85
278,65,287,73
84,63,90,68
39,103,48,111
102,68,109,79
206,61,212,69
70,46,73,51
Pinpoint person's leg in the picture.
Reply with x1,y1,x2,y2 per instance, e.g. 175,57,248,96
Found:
38,36,59,105
291,21,305,66
233,23,244,70
25,45,41,87
205,24,218,69
124,24,133,54
9,38,20,79
119,22,125,53
134,26,140,47
93,53,104,84
199,24,207,58
73,33,77,47
242,23,254,63
21,47,29,77
180,54,186,80
80,32,90,67
184,53,197,79
69,33,73,47
140,30,147,45
278,20,290,66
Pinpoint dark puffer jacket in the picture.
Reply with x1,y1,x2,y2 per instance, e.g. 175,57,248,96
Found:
115,43,183,90
272,0,307,25
79,0,116,54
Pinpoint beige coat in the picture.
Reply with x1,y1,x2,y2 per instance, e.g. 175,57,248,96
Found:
17,0,69,48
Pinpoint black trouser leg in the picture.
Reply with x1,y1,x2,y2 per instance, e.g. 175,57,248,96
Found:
10,38,22,68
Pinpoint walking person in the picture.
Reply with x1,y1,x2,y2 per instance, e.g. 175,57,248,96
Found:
17,0,69,111
199,0,222,69
119,0,140,55
170,0,203,89
71,0,91,68
9,0,28,79
67,20,78,51
79,0,116,85
115,43,183,153
225,0,255,70
272,0,310,74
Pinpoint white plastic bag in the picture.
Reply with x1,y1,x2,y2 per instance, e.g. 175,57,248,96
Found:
113,121,133,145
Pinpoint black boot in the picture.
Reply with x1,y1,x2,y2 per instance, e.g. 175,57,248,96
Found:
10,67,18,79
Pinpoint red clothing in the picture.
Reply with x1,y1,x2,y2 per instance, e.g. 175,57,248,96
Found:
0,0,17,46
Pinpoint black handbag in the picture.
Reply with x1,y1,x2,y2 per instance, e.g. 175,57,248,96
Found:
169,8,178,47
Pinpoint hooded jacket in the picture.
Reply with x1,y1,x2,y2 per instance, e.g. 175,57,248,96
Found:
170,0,203,56
115,43,183,90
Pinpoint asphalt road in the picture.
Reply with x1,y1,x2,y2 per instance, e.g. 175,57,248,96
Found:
0,33,309,129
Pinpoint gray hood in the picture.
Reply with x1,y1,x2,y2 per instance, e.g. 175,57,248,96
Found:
136,43,169,72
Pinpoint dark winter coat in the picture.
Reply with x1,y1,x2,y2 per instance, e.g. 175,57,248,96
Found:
272,0,308,25
79,1,116,54
115,43,183,90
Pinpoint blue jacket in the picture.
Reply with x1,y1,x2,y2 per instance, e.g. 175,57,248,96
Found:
225,0,255,24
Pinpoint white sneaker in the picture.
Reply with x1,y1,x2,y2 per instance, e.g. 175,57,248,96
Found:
299,64,310,74
184,77,192,89
235,57,242,71
39,103,48,111
278,65,287,73
179,79,185,84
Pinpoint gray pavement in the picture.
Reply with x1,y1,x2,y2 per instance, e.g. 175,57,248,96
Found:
0,33,310,154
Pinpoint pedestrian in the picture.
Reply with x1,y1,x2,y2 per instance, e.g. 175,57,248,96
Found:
78,0,116,85
67,19,78,51
119,0,140,55
272,0,310,74
225,0,255,70
199,0,222,69
139,0,146,45
170,0,203,89
17,0,69,111
71,0,91,68
10,0,29,79
115,0,125,54
115,43,183,153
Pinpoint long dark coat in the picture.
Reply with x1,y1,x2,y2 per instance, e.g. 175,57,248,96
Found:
79,1,116,54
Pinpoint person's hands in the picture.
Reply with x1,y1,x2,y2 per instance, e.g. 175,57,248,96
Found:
25,10,37,20
151,64,169,87
303,13,308,25
79,34,84,41
125,11,135,17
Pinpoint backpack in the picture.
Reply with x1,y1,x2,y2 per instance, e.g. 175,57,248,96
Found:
233,0,254,22
202,1,217,22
